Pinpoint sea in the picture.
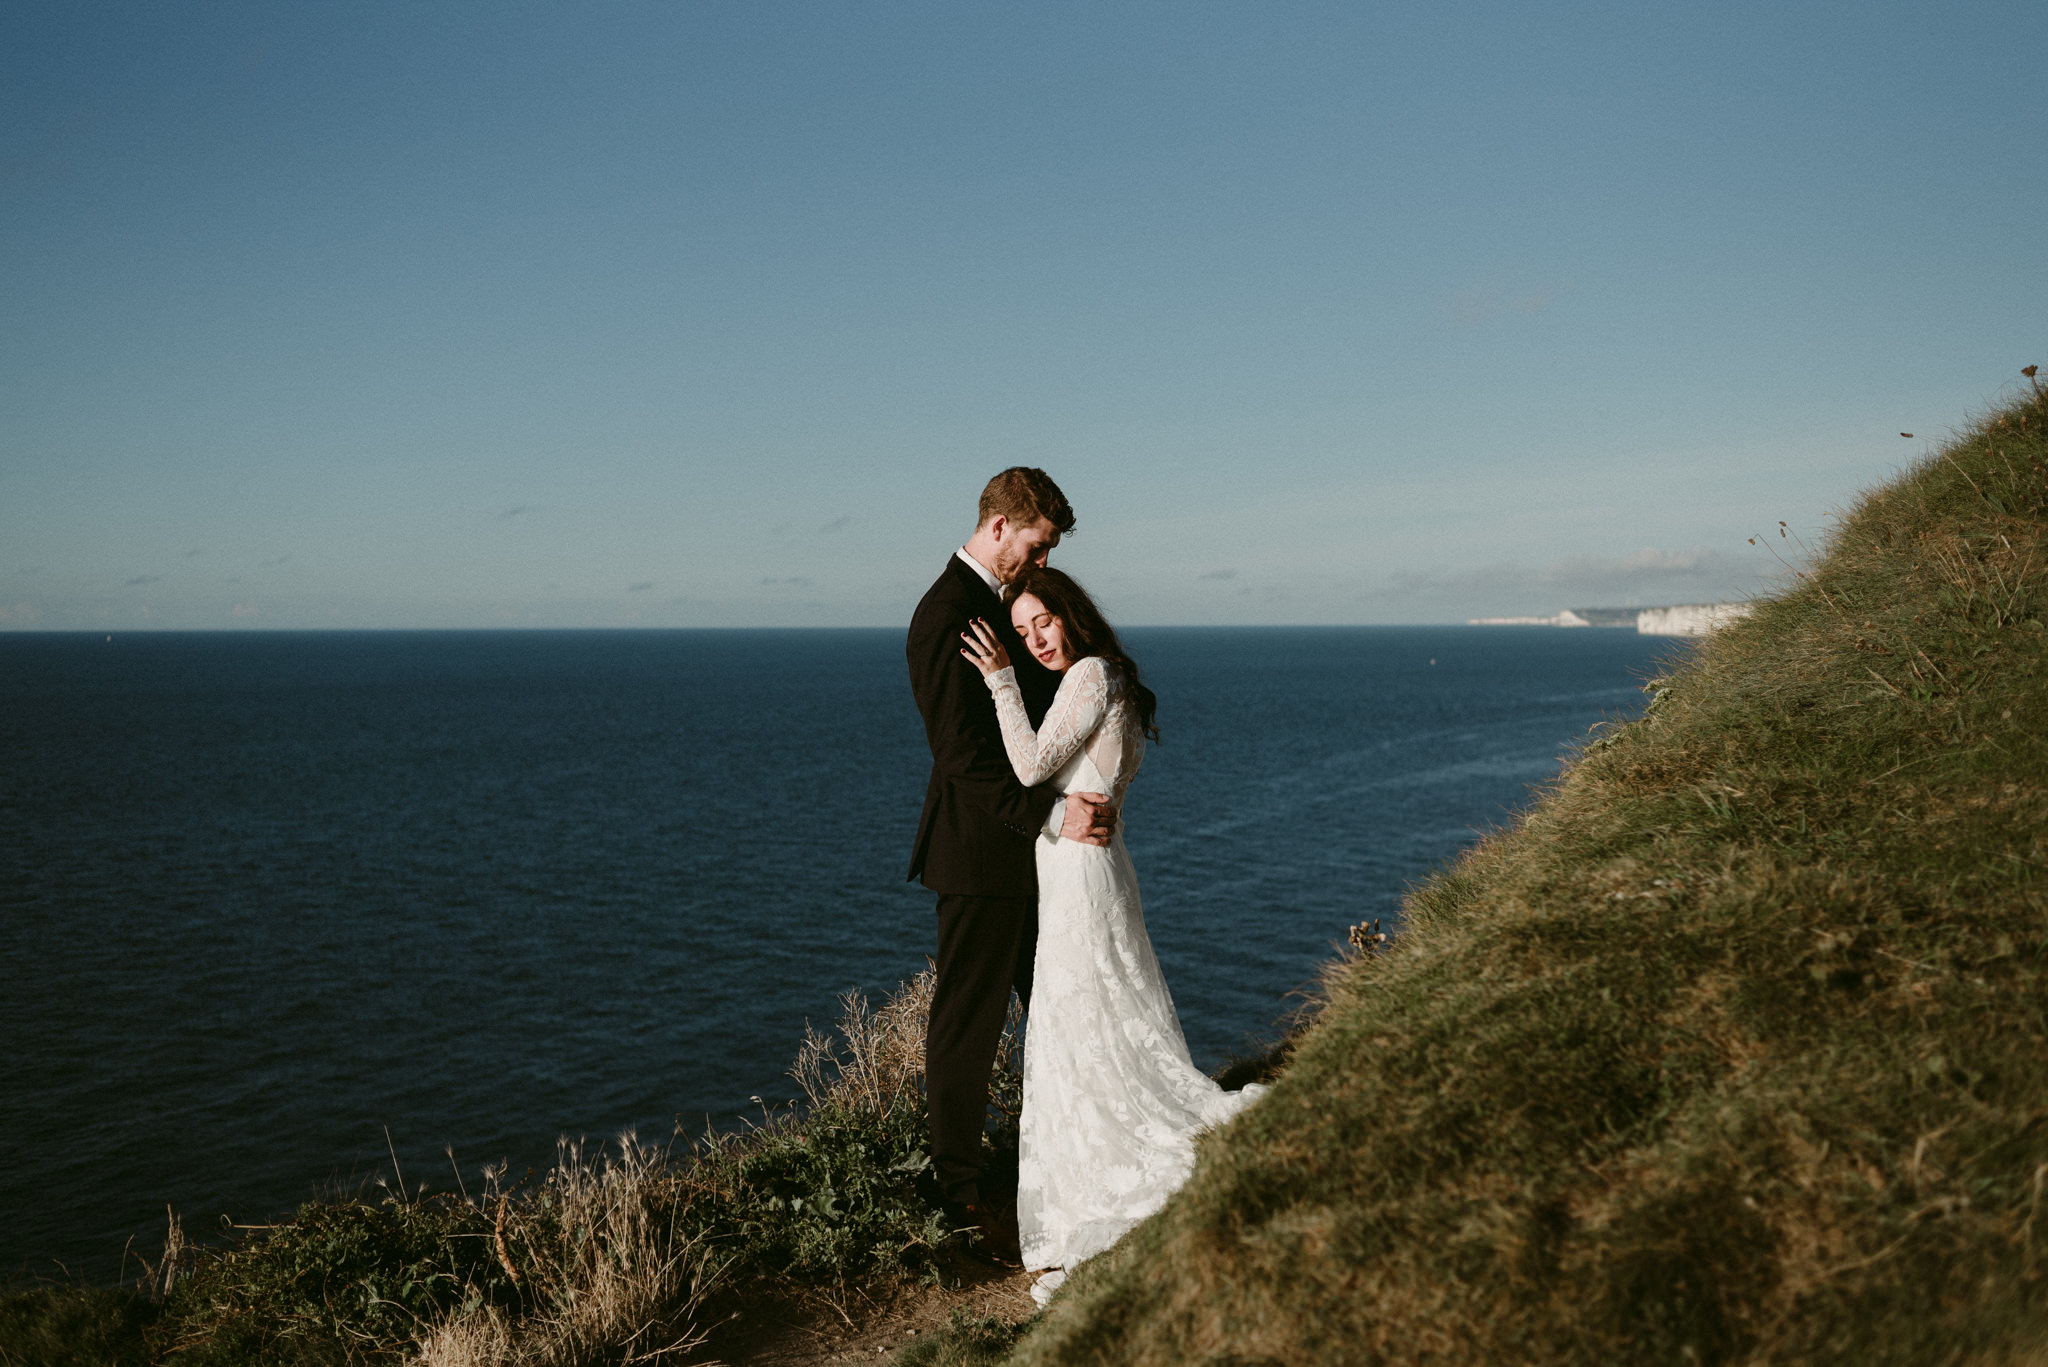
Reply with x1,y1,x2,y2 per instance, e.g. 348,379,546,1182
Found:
0,626,1681,1279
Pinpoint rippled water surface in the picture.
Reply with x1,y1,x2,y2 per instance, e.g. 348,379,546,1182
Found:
1,626,1678,1275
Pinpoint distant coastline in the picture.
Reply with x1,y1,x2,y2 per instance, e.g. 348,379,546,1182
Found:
1468,602,1752,636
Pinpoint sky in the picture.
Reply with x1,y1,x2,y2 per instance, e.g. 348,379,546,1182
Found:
2,2,2042,629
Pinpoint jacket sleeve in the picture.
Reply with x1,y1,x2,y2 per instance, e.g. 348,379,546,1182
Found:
908,596,1062,839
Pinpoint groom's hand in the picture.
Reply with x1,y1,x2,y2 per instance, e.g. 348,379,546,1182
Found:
1060,792,1117,847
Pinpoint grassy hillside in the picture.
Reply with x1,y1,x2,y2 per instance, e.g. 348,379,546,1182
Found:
1014,382,2048,1366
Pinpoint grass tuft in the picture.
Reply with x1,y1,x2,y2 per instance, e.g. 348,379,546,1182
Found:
895,1308,1038,1367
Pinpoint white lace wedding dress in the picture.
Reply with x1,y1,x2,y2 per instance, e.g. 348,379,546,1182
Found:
983,655,1266,1301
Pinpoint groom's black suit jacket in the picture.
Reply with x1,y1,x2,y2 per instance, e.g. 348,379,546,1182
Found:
906,556,1062,895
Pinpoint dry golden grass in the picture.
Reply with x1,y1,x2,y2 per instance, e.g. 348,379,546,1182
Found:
413,1138,716,1367
792,967,938,1118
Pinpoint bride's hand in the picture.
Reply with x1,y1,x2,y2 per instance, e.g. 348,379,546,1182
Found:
959,618,1012,677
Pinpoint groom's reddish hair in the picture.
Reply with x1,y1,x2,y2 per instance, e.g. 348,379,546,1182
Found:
978,467,1075,535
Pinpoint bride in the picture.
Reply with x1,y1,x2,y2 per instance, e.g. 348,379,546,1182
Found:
959,566,1265,1305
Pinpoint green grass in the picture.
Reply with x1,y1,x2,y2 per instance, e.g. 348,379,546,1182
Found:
0,1283,156,1367
1011,381,2048,1366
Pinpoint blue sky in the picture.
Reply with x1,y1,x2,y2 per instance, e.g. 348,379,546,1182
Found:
3,2,2041,629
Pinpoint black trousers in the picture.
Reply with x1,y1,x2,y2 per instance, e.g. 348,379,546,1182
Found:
927,892,1037,1207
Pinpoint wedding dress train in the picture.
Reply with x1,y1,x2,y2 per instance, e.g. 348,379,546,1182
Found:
983,656,1265,1301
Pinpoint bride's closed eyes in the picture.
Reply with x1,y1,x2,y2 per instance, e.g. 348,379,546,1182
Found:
1009,592,1074,671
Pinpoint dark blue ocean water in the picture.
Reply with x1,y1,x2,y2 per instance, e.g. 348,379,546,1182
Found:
0,626,1678,1278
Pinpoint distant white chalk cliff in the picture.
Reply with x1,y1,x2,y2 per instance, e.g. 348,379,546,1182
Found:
1634,603,1753,636
1468,603,1753,636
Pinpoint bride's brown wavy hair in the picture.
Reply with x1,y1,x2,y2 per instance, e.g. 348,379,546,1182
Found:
1004,566,1159,742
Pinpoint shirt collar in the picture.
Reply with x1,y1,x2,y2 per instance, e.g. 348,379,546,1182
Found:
954,547,1002,597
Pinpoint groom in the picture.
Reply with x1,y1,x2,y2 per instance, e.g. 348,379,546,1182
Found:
905,467,1116,1263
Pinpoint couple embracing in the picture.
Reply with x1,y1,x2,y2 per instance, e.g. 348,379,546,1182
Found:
905,467,1264,1306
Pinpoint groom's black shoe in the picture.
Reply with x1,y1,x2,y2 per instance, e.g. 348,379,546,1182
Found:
945,1200,1022,1268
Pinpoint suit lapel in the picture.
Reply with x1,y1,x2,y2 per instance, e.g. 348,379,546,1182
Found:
948,554,1003,611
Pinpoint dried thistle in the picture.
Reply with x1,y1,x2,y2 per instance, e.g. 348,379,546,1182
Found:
1348,918,1390,957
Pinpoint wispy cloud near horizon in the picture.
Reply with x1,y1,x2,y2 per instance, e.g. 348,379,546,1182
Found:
1377,545,1776,615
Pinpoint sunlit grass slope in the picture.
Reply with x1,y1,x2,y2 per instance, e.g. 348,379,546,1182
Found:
1016,384,2048,1366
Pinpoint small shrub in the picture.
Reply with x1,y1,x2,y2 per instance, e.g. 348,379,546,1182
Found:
682,1099,954,1284
152,1192,513,1364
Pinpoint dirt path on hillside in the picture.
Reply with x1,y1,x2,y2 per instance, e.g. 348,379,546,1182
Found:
698,1253,1037,1365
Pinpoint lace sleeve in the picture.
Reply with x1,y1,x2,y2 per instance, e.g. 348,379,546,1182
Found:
985,657,1111,786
